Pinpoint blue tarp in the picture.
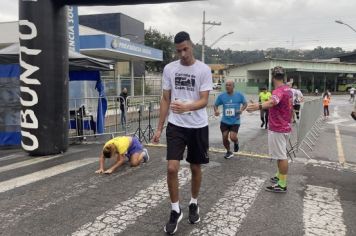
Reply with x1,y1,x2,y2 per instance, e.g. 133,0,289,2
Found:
1,66,107,146
0,64,20,147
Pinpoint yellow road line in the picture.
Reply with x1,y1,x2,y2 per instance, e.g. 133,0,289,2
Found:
145,143,270,159
334,125,346,165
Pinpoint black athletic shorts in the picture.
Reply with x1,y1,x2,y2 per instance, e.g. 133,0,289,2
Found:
293,104,301,111
166,122,209,164
220,122,240,133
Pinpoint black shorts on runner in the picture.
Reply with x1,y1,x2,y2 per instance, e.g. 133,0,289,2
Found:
220,122,240,133
166,122,209,164
293,104,301,111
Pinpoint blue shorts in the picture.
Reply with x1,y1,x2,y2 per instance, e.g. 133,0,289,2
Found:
126,137,143,159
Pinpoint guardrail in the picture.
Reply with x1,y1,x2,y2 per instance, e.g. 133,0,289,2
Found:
288,98,324,159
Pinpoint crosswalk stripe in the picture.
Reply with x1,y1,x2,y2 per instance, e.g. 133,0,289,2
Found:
190,176,265,236
0,158,97,194
327,118,349,124
303,185,346,236
0,154,63,173
0,153,25,162
72,167,192,236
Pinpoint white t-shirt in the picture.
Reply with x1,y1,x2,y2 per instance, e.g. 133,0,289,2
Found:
350,87,355,95
162,60,213,128
291,88,303,105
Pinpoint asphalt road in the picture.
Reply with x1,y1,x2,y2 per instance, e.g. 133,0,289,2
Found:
0,95,355,236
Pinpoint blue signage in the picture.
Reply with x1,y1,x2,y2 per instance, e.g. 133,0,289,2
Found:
67,6,80,52
80,34,163,61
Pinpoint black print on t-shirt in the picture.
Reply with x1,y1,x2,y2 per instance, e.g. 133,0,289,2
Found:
175,73,196,91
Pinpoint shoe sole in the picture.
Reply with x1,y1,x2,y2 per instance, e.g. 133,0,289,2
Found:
188,206,200,224
224,154,234,159
164,212,183,235
143,148,149,162
265,187,287,193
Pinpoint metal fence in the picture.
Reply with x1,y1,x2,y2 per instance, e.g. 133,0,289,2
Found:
68,95,162,142
68,93,221,143
288,97,324,158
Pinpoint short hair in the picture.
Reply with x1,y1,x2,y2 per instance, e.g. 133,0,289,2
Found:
174,31,191,44
272,66,285,80
103,146,112,158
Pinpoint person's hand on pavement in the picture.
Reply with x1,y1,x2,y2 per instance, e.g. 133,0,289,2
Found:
95,168,104,174
104,169,113,174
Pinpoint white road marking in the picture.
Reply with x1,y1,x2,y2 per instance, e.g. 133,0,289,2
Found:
294,157,356,174
0,153,25,162
0,154,63,173
0,158,96,194
327,119,349,124
332,106,340,118
72,167,192,236
0,161,143,230
334,125,346,165
190,176,265,236
303,185,346,236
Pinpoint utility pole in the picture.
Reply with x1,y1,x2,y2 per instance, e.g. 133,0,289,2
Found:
202,11,221,63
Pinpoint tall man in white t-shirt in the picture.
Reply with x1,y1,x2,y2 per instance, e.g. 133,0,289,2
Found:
152,31,213,235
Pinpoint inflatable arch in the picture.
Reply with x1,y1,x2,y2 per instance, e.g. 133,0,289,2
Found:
19,0,196,155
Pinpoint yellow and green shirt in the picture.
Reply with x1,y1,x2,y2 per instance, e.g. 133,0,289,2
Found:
103,136,131,155
259,91,272,102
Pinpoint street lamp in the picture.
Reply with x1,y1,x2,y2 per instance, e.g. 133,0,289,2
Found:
209,32,234,48
335,20,356,33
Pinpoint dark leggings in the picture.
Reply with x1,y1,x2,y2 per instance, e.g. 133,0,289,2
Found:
260,109,269,124
323,105,329,116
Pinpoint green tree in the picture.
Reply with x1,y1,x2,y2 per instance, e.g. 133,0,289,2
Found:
145,28,174,72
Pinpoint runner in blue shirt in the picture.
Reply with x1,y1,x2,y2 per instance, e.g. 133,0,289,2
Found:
214,80,247,159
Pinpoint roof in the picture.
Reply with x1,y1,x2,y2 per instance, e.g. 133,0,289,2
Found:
208,64,228,70
60,0,200,6
228,57,356,70
0,43,113,71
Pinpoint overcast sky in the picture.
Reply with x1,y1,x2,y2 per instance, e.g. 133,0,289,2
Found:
1,0,355,51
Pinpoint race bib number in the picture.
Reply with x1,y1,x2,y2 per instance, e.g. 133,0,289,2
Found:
225,108,235,116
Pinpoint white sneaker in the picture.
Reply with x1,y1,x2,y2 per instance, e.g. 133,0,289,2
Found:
143,148,150,162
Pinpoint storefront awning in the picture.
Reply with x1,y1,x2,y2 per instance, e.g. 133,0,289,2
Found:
80,34,163,62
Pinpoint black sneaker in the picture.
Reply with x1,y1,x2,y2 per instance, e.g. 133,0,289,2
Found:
265,184,287,193
233,142,239,152
270,176,279,184
164,209,183,235
224,151,234,159
261,122,265,128
188,203,200,224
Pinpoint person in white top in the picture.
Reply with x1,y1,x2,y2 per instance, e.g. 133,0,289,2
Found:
349,87,355,103
152,31,213,234
291,85,304,121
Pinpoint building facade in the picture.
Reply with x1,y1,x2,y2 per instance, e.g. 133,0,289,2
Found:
227,58,356,93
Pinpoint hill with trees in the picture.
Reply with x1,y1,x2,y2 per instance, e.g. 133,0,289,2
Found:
144,28,351,72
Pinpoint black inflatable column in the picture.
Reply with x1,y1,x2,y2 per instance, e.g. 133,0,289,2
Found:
19,0,69,155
